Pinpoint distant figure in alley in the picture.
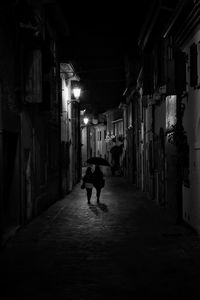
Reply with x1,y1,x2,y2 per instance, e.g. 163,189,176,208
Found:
92,165,105,204
82,167,94,204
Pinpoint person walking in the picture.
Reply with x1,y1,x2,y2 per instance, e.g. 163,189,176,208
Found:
82,167,94,204
92,165,105,204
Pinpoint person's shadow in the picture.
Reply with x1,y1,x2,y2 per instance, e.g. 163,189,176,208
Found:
88,204,99,216
88,203,109,215
97,202,109,212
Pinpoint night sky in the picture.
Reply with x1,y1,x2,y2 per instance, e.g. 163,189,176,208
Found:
58,0,152,114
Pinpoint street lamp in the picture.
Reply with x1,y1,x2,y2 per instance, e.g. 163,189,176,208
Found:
72,87,81,100
67,86,81,105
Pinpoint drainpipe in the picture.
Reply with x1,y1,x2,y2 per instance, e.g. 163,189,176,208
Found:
0,82,3,246
176,94,183,223
152,103,155,200
57,63,62,198
87,124,90,159
77,103,81,181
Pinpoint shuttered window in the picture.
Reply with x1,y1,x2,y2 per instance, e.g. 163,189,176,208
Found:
190,43,198,87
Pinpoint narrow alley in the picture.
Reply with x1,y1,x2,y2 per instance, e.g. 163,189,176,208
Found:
0,172,200,300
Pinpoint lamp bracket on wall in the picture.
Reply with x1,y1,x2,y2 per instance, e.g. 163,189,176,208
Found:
67,99,80,105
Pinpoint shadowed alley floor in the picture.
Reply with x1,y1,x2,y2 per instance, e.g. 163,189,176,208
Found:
0,174,200,299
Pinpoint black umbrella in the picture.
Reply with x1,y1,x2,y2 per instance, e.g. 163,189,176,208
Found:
86,157,110,166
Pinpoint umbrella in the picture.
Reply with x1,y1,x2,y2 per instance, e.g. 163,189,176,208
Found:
86,157,110,166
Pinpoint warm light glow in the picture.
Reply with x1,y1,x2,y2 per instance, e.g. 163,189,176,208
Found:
83,117,89,125
72,87,81,99
166,95,177,129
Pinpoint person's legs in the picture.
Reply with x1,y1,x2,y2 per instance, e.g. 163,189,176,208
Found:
86,188,92,203
96,188,101,203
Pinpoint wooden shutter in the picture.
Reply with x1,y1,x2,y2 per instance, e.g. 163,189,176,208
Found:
190,43,198,87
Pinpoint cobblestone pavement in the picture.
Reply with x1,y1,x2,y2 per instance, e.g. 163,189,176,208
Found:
1,174,200,299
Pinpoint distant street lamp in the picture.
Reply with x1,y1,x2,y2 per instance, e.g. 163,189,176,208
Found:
83,116,90,160
83,117,89,125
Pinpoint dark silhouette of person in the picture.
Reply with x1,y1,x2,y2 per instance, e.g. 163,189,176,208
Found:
92,165,105,204
110,144,123,176
82,167,93,204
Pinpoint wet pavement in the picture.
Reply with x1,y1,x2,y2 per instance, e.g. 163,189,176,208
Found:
0,174,200,299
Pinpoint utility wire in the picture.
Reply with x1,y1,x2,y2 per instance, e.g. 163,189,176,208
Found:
88,79,125,82
76,67,124,73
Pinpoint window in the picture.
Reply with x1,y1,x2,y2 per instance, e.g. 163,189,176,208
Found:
190,43,198,87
